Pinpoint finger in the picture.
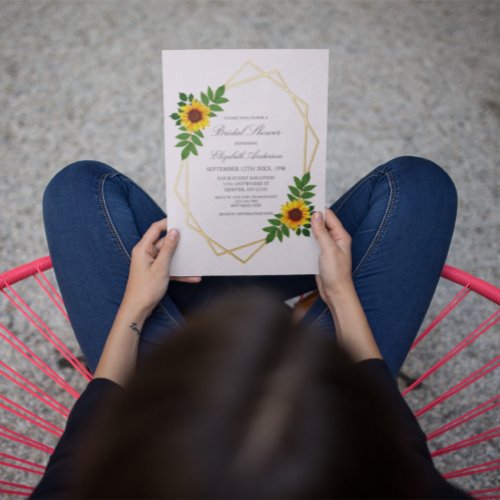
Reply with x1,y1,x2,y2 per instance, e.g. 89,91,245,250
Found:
154,237,166,257
154,227,180,270
310,211,335,251
172,276,202,283
140,218,168,249
324,208,352,249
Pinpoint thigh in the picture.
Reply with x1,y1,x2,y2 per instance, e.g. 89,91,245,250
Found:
43,161,199,371
299,156,457,376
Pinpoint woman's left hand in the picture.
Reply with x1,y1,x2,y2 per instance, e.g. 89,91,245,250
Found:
121,218,202,318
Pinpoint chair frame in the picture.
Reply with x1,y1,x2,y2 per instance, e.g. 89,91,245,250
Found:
0,257,499,497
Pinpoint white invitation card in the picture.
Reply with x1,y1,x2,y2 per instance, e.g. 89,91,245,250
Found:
162,49,329,276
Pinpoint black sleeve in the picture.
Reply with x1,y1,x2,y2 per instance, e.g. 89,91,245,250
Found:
356,358,472,499
30,378,124,499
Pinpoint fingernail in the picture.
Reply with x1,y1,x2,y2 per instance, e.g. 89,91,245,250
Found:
313,211,323,222
168,228,178,239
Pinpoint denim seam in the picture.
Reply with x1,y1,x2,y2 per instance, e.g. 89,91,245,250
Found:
334,174,379,215
309,168,399,328
351,169,398,277
96,172,180,327
97,172,131,264
122,177,167,217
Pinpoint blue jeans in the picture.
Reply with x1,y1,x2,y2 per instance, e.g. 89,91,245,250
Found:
43,156,457,377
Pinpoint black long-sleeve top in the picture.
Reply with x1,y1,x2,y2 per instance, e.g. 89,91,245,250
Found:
30,359,471,499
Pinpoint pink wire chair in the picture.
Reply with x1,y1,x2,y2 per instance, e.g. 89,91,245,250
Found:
0,257,498,498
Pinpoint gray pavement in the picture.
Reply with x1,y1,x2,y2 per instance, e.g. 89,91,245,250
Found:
1,0,499,495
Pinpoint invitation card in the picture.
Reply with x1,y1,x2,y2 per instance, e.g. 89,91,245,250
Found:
162,49,329,275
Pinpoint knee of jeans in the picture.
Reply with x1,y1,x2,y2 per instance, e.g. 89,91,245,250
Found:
43,160,117,208
386,155,458,208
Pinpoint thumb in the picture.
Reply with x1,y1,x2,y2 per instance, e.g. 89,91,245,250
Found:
156,228,179,268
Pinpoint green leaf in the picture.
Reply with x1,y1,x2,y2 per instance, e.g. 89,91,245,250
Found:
175,119,181,126
294,176,303,189
277,230,283,242
302,184,316,191
265,232,276,243
281,225,290,237
303,223,311,228
263,227,276,233
287,194,296,202
215,85,225,98
177,101,186,107
207,86,214,100
179,92,187,101
175,141,190,147
289,185,300,197
301,172,311,185
209,104,223,112
274,213,282,219
209,112,216,117
302,192,315,199
188,142,198,155
309,205,315,212
181,146,190,160
176,133,191,140
188,93,194,101
268,219,281,226
297,228,302,235
302,228,310,236
170,113,180,120
200,92,209,105
179,126,187,131
213,97,229,104
191,134,203,146
194,130,204,138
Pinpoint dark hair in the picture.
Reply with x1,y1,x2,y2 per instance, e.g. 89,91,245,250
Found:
73,286,424,498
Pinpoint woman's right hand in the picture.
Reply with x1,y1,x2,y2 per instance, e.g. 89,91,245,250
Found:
310,208,354,304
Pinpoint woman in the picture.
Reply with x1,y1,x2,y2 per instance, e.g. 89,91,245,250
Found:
31,155,469,498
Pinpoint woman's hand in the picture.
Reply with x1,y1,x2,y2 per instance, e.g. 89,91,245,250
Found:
310,208,354,305
310,208,382,362
95,218,203,385
121,218,201,318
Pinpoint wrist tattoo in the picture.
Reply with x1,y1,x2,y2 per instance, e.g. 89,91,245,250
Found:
129,322,141,336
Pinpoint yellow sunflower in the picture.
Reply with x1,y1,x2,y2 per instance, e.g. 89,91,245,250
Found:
280,198,310,230
179,99,211,132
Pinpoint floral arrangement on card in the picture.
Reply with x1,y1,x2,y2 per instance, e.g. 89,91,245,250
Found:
170,85,228,160
261,172,315,244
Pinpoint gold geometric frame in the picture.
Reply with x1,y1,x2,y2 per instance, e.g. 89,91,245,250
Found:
173,60,320,264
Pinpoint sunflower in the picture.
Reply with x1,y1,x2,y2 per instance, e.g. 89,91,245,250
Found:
280,198,311,230
179,99,211,132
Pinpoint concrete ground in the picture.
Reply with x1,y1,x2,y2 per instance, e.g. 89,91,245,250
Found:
1,0,498,495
